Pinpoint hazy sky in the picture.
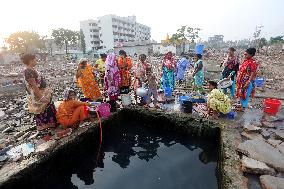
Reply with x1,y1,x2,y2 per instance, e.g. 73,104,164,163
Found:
0,0,283,44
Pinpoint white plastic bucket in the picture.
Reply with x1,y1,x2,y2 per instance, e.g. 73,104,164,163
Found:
121,94,132,106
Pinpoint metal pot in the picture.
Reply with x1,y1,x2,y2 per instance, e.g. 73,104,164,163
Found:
136,83,148,97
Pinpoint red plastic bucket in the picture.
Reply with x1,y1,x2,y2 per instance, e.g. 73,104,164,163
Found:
264,98,281,115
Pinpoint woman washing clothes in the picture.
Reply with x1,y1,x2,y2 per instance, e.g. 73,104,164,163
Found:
22,54,57,131
133,54,148,105
104,53,121,112
76,58,101,101
192,54,204,93
207,81,232,119
236,48,258,111
220,47,239,97
117,50,132,94
160,52,176,91
56,89,90,129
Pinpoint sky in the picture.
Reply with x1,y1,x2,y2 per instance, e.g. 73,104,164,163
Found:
0,0,283,46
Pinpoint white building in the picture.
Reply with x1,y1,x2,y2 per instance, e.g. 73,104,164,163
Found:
80,15,151,52
80,19,100,52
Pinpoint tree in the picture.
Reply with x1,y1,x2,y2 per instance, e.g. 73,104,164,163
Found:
6,31,45,53
170,25,201,53
79,29,86,54
252,25,264,49
51,28,79,54
270,36,284,44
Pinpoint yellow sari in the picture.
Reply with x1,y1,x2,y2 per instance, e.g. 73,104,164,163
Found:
77,63,101,100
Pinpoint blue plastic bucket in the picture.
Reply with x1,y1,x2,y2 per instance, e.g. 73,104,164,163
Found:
227,111,237,119
255,77,264,87
179,96,190,104
195,44,204,55
164,87,172,97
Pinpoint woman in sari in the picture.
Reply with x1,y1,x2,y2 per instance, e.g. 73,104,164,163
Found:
236,48,258,110
160,52,176,91
56,89,90,129
76,58,101,101
104,53,121,112
220,47,239,97
22,54,57,131
192,54,204,93
117,50,132,94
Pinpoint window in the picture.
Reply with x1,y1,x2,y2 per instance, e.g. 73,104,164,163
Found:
89,23,92,26
90,29,92,32
90,35,92,38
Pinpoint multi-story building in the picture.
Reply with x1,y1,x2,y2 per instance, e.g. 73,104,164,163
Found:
80,19,100,52
80,15,151,52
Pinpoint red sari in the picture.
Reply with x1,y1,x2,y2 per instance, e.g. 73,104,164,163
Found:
236,58,258,100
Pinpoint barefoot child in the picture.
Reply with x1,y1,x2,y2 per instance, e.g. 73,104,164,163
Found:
145,65,159,108
56,89,90,129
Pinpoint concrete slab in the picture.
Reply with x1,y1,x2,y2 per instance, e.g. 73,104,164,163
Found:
237,138,284,172
260,175,284,189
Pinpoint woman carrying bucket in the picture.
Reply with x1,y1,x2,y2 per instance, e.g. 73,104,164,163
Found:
160,52,176,92
236,48,259,111
193,44,205,93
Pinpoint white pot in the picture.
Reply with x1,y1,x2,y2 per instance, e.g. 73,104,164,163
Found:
136,87,148,97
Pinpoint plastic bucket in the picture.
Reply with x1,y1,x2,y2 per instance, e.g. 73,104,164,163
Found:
255,77,265,87
181,100,193,113
179,96,190,104
97,103,111,118
195,44,204,55
121,94,132,106
264,98,281,115
164,87,172,98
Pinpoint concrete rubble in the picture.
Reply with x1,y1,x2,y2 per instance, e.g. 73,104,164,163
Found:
0,49,283,188
260,175,284,189
241,156,275,175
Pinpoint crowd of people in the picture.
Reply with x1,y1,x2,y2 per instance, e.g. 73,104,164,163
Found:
20,46,259,132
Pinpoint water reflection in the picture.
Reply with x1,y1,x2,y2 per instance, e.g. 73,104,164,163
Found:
7,121,219,189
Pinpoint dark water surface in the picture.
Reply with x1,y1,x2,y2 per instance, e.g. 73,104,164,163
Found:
10,121,219,189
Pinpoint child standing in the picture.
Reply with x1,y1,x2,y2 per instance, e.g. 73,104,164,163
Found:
145,65,159,108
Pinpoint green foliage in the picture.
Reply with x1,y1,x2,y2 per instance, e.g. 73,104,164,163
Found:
79,29,86,54
169,25,201,53
6,31,45,53
51,28,79,54
270,36,284,44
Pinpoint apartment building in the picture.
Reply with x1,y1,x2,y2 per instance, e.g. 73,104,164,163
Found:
80,19,100,52
80,15,151,52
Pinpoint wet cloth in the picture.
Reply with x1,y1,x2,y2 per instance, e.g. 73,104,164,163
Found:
177,57,190,81
77,63,101,100
193,60,204,87
117,56,132,88
161,53,176,90
56,100,88,129
208,89,231,114
104,53,121,100
23,68,56,130
236,58,258,104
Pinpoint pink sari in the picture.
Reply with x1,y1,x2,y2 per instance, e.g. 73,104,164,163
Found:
104,53,121,100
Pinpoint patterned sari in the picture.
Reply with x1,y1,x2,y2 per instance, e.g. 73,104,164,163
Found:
161,52,176,90
117,56,132,88
236,58,258,108
77,63,101,101
104,53,121,100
